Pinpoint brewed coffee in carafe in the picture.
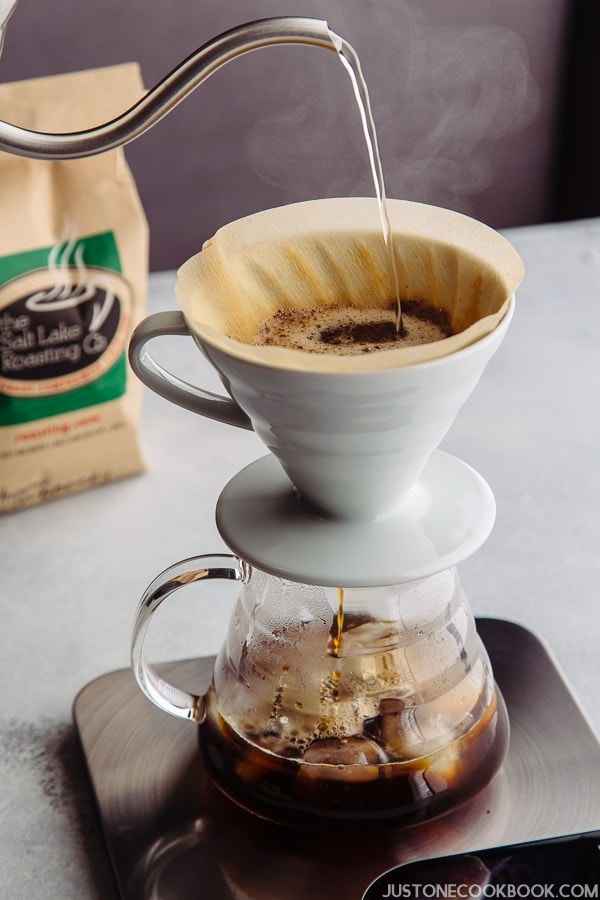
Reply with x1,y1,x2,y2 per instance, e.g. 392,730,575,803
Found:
195,565,508,828
131,554,510,829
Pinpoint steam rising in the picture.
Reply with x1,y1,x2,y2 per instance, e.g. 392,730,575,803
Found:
244,0,540,214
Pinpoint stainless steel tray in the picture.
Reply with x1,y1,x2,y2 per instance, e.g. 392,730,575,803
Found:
73,619,600,899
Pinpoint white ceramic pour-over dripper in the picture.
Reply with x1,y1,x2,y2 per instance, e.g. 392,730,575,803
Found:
129,198,523,584
133,200,519,495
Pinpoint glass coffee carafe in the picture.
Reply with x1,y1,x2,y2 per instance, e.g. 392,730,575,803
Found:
132,555,508,829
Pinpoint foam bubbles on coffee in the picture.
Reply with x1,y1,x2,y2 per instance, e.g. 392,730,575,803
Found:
253,300,453,355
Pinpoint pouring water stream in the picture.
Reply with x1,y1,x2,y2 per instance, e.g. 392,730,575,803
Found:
330,30,402,331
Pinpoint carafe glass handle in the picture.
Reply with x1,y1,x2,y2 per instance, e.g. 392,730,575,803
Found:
131,553,244,721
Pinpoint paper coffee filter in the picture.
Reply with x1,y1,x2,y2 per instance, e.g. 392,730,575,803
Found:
176,198,524,371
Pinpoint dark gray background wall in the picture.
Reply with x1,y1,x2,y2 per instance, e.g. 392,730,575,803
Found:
0,0,577,271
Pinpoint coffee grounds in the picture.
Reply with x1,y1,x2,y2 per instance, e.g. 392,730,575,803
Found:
254,300,453,356
320,319,400,347
400,299,453,331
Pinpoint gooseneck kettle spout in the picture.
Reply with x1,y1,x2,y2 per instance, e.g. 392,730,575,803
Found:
0,16,337,160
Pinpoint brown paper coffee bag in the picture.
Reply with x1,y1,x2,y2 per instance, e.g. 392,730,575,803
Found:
0,64,149,513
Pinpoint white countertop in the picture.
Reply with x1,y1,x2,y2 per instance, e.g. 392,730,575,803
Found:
1,217,600,897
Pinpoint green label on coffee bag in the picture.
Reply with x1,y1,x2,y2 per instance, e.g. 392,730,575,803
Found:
0,232,132,425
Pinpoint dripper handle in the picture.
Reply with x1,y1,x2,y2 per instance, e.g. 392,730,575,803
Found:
129,311,252,429
131,554,244,721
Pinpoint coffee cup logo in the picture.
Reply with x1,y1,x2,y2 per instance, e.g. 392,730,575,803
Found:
0,238,131,397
